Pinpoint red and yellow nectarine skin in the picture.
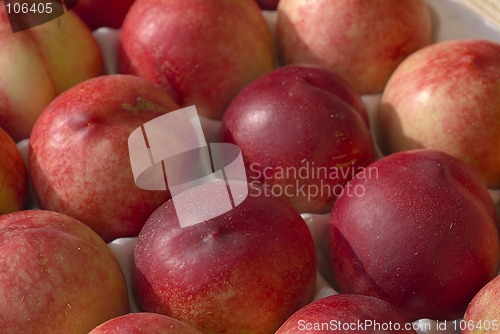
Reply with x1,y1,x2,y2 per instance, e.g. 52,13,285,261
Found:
0,127,27,214
29,75,178,242
277,0,432,94
379,39,500,188
329,150,500,321
463,275,500,334
133,182,316,334
0,5,103,141
276,294,416,334
120,0,275,119
89,312,203,334
0,210,129,334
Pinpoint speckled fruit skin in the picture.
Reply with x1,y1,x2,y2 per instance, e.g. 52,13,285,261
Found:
72,0,136,30
0,5,103,141
276,294,416,334
120,0,275,119
329,150,500,321
88,313,203,334
133,182,316,334
0,127,27,214
0,210,129,334
277,0,432,94
29,75,178,242
378,39,500,189
463,275,500,334
222,64,375,214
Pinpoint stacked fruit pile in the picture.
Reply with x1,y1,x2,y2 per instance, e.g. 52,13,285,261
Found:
0,0,499,333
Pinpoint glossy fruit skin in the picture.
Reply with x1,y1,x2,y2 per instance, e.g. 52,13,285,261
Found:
133,182,316,334
72,0,136,30
256,0,280,10
276,294,416,334
379,39,500,188
120,0,275,119
29,75,178,242
329,149,500,321
222,64,375,213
